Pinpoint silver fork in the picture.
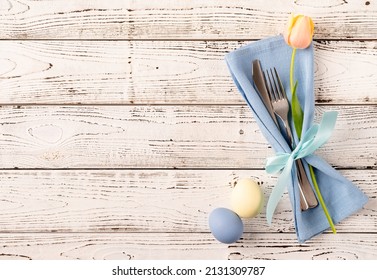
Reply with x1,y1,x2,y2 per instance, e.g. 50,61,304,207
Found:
264,68,318,211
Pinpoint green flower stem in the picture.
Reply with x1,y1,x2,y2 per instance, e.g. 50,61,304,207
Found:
290,48,303,139
309,165,337,233
290,48,296,95
289,47,336,234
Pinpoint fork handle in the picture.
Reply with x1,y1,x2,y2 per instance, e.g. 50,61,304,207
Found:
282,119,319,210
282,120,293,146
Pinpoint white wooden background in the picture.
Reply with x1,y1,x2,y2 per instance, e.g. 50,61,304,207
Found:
0,0,376,260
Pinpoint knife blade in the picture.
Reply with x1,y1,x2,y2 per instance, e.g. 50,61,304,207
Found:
252,60,278,126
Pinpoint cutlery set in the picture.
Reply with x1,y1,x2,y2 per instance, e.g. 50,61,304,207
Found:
226,35,368,242
252,60,318,211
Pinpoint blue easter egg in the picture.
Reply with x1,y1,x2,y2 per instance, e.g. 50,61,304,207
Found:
209,207,243,244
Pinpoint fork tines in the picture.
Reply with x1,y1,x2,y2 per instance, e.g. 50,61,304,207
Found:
264,68,287,102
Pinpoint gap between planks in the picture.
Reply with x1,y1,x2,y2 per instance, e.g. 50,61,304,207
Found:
1,104,377,106
1,39,377,42
0,231,373,234
0,167,371,171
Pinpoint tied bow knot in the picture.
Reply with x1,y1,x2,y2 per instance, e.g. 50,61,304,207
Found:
265,111,338,224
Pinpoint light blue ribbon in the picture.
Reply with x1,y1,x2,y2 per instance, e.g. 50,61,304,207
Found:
265,111,338,224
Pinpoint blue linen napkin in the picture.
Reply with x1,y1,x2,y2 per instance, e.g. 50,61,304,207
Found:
225,35,368,243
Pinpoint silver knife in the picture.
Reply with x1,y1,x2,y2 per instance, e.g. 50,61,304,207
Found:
252,60,278,126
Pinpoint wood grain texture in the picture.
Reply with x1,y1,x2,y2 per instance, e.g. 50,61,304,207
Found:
0,105,376,168
0,170,374,233
0,0,376,261
0,40,377,104
0,0,376,39
0,232,376,260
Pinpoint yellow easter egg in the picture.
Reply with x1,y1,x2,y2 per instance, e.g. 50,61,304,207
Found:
231,178,263,218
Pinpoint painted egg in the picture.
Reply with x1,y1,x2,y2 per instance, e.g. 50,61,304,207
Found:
231,178,263,218
208,207,243,244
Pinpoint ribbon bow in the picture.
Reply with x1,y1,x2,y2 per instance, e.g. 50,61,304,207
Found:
265,111,338,224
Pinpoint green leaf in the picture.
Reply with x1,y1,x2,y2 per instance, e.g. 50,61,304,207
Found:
291,81,304,139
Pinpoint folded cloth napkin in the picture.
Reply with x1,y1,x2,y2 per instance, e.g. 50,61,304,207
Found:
225,35,368,243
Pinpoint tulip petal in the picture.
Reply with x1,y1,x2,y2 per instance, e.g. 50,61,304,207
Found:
284,14,299,46
288,16,313,49
286,14,296,33
309,17,315,37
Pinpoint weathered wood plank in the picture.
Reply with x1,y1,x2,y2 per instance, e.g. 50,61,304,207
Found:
0,232,375,260
0,170,374,233
0,0,376,39
229,233,377,260
0,105,376,168
0,40,376,104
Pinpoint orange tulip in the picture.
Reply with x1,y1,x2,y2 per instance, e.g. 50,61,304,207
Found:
284,14,314,49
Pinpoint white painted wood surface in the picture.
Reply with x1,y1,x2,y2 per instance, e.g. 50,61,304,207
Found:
0,40,376,104
0,0,376,260
0,0,376,39
0,170,375,233
0,105,375,168
0,233,376,260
